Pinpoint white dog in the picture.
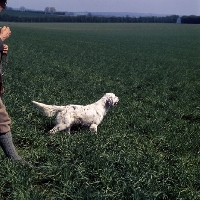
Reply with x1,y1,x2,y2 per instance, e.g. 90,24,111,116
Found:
32,93,119,134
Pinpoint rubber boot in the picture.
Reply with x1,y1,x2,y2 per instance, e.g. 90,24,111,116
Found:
0,131,22,161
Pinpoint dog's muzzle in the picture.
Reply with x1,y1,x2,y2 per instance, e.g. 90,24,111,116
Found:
114,97,119,106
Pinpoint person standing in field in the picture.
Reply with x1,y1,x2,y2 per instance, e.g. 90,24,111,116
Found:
0,0,26,163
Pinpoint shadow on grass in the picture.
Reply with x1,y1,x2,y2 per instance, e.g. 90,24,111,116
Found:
181,114,200,123
40,120,90,135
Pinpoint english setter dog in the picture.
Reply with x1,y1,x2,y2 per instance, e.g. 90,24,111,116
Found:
32,93,119,134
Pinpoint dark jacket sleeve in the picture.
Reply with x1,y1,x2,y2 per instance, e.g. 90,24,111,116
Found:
0,38,3,51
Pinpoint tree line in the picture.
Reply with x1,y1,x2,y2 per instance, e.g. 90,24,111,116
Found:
0,13,179,23
0,10,199,24
181,15,200,24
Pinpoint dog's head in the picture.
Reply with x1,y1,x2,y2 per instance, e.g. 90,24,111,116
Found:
103,93,119,107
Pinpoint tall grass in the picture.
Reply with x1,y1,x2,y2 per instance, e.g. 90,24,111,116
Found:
0,23,199,199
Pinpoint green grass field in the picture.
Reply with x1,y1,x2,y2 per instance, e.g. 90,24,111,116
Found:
0,23,199,199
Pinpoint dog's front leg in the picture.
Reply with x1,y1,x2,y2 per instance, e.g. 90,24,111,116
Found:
49,124,68,134
49,127,58,134
89,124,98,133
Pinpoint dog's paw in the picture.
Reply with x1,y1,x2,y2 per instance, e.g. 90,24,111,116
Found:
49,129,56,134
89,124,98,133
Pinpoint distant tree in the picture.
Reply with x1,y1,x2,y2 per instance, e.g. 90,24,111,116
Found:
87,12,92,17
50,7,56,14
44,7,50,14
20,6,26,12
45,7,56,14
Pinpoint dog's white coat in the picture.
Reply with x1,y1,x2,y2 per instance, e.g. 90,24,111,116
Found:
32,93,119,134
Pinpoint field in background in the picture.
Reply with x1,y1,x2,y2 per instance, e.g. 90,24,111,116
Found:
0,23,199,199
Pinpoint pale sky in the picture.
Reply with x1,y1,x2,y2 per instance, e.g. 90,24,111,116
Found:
7,0,200,16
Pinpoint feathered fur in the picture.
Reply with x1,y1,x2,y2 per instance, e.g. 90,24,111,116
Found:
32,93,119,134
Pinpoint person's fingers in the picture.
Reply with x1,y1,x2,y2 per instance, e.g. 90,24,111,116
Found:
1,26,11,35
1,26,7,31
3,50,8,54
3,44,8,51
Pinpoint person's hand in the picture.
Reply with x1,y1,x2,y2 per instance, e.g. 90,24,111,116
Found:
0,26,11,42
3,44,8,54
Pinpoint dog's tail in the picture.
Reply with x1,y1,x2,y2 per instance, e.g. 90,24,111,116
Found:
32,101,65,117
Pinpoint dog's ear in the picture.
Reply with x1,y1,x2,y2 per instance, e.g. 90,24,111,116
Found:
106,97,114,106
